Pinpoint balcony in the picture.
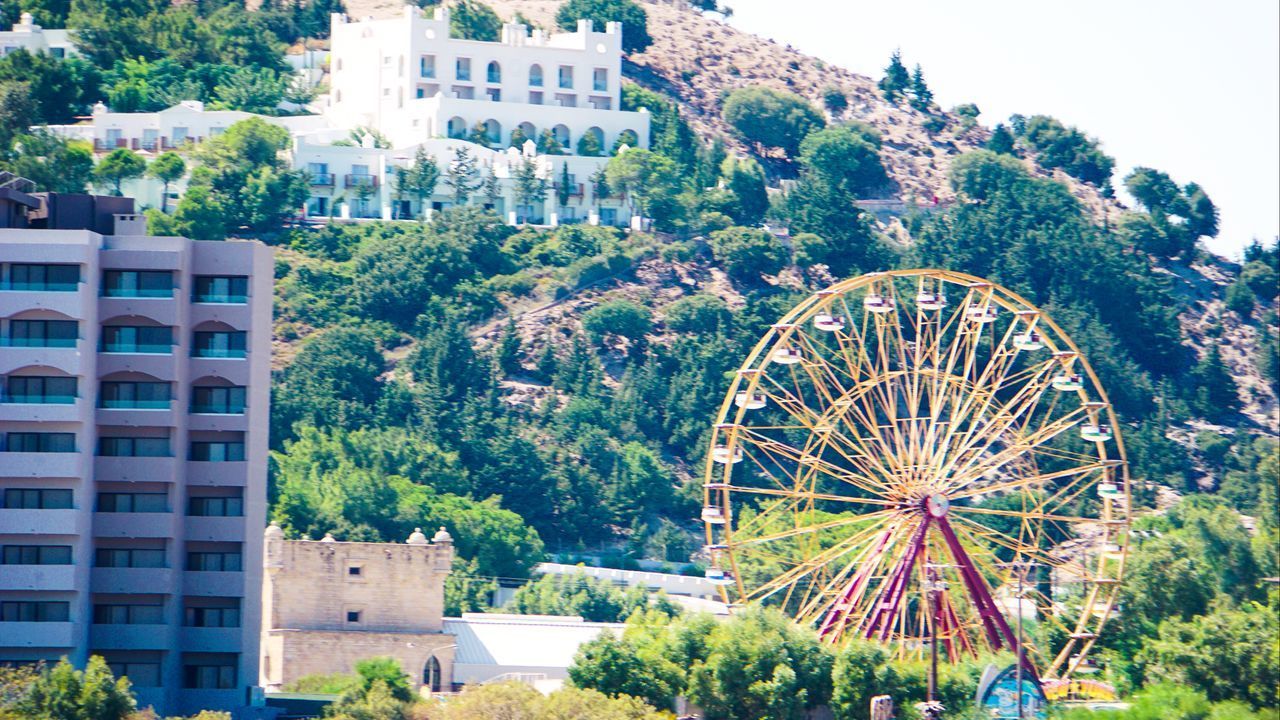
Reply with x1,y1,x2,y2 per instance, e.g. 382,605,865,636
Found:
187,359,249,386
187,414,247,433
94,512,176,539
0,400,82,422
95,406,175,428
183,571,244,597
180,626,243,653
99,297,179,326
0,287,85,318
0,508,83,535
0,452,82,478
94,456,179,483
343,174,379,189
309,173,335,187
1,621,76,648
554,183,586,199
90,623,171,650
0,564,77,591
91,567,175,594
186,462,248,487
184,516,246,543
95,353,176,379
189,304,251,329
0,344,83,376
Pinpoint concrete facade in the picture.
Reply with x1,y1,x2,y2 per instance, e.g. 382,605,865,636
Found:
0,199,272,717
260,527,456,693
0,13,77,57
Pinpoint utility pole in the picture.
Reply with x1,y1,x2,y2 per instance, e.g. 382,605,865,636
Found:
999,559,1039,720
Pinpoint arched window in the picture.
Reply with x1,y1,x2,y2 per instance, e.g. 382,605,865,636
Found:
447,116,467,139
552,124,570,149
423,656,442,693
529,64,543,87
486,61,501,84
483,119,502,145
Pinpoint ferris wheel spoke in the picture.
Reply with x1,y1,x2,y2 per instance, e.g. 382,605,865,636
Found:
942,404,1090,492
950,515,1087,575
734,428,895,498
949,458,1121,501
745,514,901,606
949,505,1100,525
733,509,897,548
720,484,899,507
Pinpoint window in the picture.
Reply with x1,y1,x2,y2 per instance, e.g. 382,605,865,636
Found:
95,548,166,568
193,276,248,304
593,67,608,92
192,331,246,359
4,319,78,347
107,662,160,687
3,432,75,453
486,61,501,83
347,566,362,576
187,551,242,572
100,326,172,354
558,65,573,88
189,441,245,462
3,264,79,291
2,545,72,565
98,493,167,513
455,57,471,81
486,88,501,102
3,376,76,404
529,91,543,105
424,656,442,693
94,604,163,624
184,663,236,689
102,270,173,298
191,386,246,414
188,496,243,517
346,610,361,623
1,601,70,622
98,437,170,457
99,381,170,409
185,605,240,628
2,488,73,509
421,54,436,78
171,127,189,144
529,64,543,87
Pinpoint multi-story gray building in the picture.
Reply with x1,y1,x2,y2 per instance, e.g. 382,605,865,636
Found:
0,189,271,716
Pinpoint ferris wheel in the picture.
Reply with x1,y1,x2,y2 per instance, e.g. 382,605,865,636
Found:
700,269,1130,682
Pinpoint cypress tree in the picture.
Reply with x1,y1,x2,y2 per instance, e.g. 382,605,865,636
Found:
909,64,933,111
879,49,910,102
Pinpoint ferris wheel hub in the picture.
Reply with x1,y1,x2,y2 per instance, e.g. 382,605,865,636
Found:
924,493,950,518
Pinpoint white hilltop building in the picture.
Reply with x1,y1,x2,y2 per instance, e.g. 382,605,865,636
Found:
1,12,77,57
40,5,652,228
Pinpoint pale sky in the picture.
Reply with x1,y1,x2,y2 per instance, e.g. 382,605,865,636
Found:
724,0,1279,260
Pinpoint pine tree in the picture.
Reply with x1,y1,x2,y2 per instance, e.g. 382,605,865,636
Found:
878,49,910,103
1191,345,1241,421
497,318,522,376
986,124,1017,155
908,64,933,111
535,339,559,382
443,146,481,205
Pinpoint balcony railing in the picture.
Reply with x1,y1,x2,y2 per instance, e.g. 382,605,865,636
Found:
309,173,335,187
100,399,170,410
344,174,378,189
192,293,247,304
0,336,77,348
100,342,172,354
191,347,245,359
1,394,77,404
555,183,585,198
0,280,78,292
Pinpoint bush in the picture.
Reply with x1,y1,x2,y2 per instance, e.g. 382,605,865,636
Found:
664,294,730,333
582,299,652,344
556,0,652,54
708,226,789,283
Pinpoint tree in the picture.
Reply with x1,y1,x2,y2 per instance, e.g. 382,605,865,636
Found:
708,226,789,283
908,64,933,112
1190,345,1240,421
537,129,564,155
830,641,910,720
664,295,729,334
350,231,472,330
0,49,98,124
271,328,386,441
3,132,93,193
1125,167,1182,214
443,146,482,205
93,148,147,196
878,49,909,102
1183,181,1220,239
18,656,136,720
170,185,226,240
721,86,825,157
449,0,501,41
506,572,651,622
185,117,306,236
394,147,440,220
686,608,834,720
211,66,287,114
0,81,37,151
496,318,523,376
721,156,768,226
605,148,681,228
558,162,572,208
821,85,848,116
1019,114,1115,186
147,151,186,213
513,157,548,222
556,0,652,55
577,130,604,157
1137,599,1279,709
797,124,887,198
569,631,683,709
986,123,1016,155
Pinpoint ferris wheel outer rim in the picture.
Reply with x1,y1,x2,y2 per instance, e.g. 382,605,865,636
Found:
699,269,1131,680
